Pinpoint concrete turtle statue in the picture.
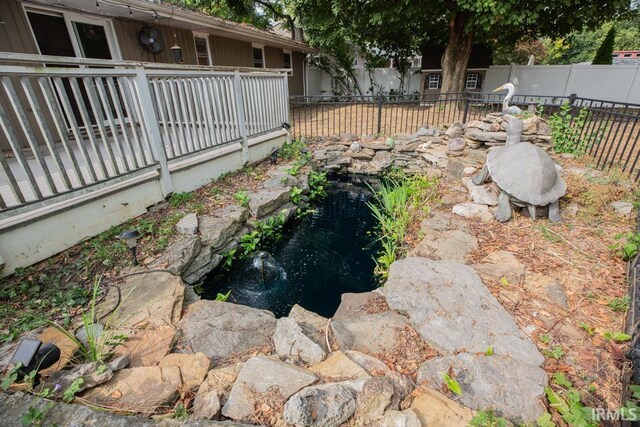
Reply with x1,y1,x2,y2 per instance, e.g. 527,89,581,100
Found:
472,131,566,223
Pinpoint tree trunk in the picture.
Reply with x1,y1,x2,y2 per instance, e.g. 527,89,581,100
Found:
441,12,473,95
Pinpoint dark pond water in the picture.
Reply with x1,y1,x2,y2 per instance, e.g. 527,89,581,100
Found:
202,177,379,317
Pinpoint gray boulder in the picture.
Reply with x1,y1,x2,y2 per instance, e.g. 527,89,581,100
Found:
354,377,395,426
273,317,326,365
284,383,356,427
248,188,291,217
417,353,547,424
178,301,276,362
330,311,413,355
222,356,317,421
384,258,544,367
445,122,464,139
199,215,243,249
150,235,200,275
176,213,198,235
380,410,421,427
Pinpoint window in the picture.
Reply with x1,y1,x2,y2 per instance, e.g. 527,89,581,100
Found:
283,51,292,69
411,57,422,68
466,73,479,90
25,6,121,60
193,33,211,65
353,58,359,67
252,46,265,68
428,74,441,90
624,53,633,58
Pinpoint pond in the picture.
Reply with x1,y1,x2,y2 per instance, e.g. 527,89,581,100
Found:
202,177,379,317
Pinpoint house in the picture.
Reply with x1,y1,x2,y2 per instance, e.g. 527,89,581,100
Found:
613,50,640,65
0,0,312,274
419,44,493,95
0,0,315,96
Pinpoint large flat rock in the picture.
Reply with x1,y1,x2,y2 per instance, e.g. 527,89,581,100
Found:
408,229,478,263
222,356,317,421
113,272,185,328
384,258,544,367
150,235,201,275
81,366,182,414
410,386,475,427
248,188,290,218
114,325,178,367
178,300,276,362
417,353,547,423
330,311,414,355
273,317,326,365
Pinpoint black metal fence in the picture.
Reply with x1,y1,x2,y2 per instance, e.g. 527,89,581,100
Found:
290,92,640,180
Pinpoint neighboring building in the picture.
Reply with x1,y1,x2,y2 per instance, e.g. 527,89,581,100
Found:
0,0,315,95
613,50,640,65
419,44,493,95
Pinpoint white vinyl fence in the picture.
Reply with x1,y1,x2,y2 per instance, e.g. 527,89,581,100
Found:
0,54,289,214
485,64,640,104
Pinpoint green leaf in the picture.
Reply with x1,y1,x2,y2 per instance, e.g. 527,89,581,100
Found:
602,331,632,342
537,412,556,427
552,372,573,388
442,372,462,395
629,384,640,400
485,346,494,356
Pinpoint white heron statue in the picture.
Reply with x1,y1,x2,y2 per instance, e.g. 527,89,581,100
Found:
493,83,522,115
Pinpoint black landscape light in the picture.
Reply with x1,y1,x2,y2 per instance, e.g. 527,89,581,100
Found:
119,229,141,266
10,338,60,386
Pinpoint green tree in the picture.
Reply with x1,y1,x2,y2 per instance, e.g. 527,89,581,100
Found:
284,0,631,95
592,26,617,64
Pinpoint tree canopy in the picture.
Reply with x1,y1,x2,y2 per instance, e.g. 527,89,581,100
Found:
176,0,637,93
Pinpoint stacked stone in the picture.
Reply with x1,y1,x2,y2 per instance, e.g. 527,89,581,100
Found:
310,128,454,176
150,168,308,285
464,112,552,150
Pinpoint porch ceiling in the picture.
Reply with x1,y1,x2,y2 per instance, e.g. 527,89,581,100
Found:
22,0,316,53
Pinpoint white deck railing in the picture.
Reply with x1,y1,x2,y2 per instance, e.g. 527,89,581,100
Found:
0,54,289,212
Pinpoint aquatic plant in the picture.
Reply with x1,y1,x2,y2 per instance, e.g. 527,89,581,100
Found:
368,172,438,279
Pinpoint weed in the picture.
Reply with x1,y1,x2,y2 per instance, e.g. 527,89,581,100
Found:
546,371,598,426
216,290,231,302
278,139,308,160
578,321,596,336
53,277,127,363
602,331,632,342
548,103,594,155
612,231,640,260
234,190,250,207
442,372,462,395
290,186,304,204
285,163,302,177
254,211,287,242
173,403,189,420
543,345,565,359
62,378,84,403
308,170,328,201
168,192,194,207
469,409,508,427
223,248,237,269
485,346,494,356
608,295,630,312
21,405,46,427
239,231,261,254
537,225,564,243
190,203,205,214
2,363,22,390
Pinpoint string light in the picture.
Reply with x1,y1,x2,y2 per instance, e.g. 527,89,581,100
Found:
128,5,132,17
95,0,100,10
154,11,158,21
